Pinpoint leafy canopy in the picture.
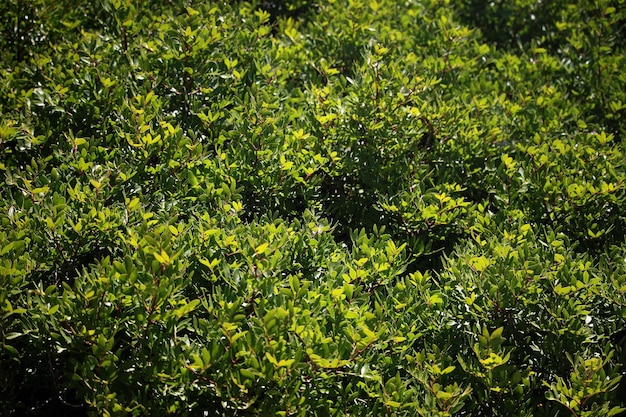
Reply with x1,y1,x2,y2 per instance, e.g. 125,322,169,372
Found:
1,0,625,416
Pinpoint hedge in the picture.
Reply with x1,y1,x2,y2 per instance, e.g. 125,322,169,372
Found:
1,0,625,416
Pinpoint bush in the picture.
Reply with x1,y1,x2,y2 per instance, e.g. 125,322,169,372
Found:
1,0,625,415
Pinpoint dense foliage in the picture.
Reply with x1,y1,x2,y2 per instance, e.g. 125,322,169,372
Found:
1,0,625,415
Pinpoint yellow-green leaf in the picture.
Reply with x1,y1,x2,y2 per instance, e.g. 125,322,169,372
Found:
255,243,269,255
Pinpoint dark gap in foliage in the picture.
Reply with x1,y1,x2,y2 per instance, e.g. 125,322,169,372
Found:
3,349,87,417
14,389,87,417
410,235,463,273
256,0,315,24
238,183,311,223
612,328,626,413
529,200,626,258
31,246,113,289
575,221,626,257
455,0,564,51
318,175,381,238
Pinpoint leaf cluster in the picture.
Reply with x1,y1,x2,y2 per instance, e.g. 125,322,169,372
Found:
1,0,625,416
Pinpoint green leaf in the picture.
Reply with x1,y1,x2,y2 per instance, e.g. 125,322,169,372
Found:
3,344,19,358
428,294,444,306
154,249,170,265
255,243,269,255
266,352,278,366
469,256,490,273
